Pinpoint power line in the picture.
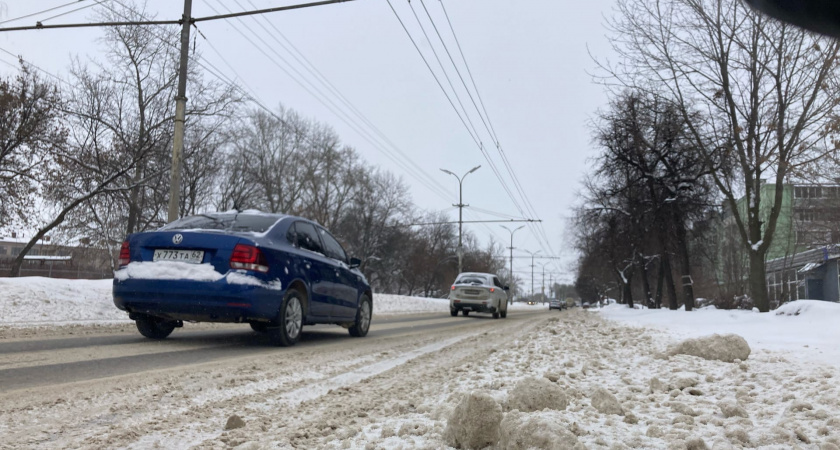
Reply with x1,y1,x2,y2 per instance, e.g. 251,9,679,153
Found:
0,0,356,32
203,0,453,203
388,0,561,265
0,1,90,25
427,0,561,268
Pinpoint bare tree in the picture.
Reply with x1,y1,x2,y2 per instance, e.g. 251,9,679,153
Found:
603,0,840,311
0,63,65,231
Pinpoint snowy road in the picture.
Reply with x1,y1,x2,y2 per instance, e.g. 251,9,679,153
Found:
2,307,840,449
0,311,541,392
0,309,547,449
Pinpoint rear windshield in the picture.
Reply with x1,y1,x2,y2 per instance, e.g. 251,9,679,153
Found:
455,275,488,285
160,213,282,233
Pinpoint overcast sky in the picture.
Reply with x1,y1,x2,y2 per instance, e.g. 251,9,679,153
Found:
0,0,617,286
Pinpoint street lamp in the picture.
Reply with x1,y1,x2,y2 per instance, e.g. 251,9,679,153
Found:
522,249,540,298
440,165,481,274
501,224,525,303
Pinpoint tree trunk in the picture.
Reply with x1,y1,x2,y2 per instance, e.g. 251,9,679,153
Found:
655,258,664,309
623,273,634,308
638,254,652,308
674,219,695,311
663,253,678,310
749,249,770,312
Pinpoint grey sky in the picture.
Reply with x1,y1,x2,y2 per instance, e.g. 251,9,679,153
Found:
0,0,617,285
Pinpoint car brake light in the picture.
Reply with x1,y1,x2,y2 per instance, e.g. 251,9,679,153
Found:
451,285,456,290
490,288,495,293
118,241,130,267
230,244,269,273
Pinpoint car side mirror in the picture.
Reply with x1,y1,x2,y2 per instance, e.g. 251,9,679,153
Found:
503,286,510,291
349,257,362,269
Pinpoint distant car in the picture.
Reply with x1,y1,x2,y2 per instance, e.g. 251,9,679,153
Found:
113,211,372,346
527,300,536,305
549,299,565,310
582,302,591,309
449,272,509,319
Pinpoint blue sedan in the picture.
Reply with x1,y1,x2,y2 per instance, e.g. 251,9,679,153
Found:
113,211,373,346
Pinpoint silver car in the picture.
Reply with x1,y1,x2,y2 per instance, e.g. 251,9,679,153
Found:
448,272,509,319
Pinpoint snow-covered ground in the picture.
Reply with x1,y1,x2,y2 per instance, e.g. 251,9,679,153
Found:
599,301,840,367
2,278,840,449
0,277,546,327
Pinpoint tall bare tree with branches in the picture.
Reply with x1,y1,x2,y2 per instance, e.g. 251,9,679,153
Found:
602,0,840,311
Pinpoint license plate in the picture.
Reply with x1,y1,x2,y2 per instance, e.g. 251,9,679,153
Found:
153,249,204,264
464,289,481,295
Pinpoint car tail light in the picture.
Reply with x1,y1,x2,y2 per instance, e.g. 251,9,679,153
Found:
490,288,495,293
118,241,130,267
451,285,456,290
230,244,269,273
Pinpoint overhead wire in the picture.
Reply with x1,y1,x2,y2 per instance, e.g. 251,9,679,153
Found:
387,0,527,232
0,1,90,25
429,0,563,272
207,0,454,203
39,0,112,24
389,0,561,270
101,0,455,205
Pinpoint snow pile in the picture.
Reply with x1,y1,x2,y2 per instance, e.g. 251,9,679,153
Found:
443,391,502,449
499,410,586,450
114,261,224,282
506,376,569,412
664,333,752,362
0,277,126,325
600,299,840,365
323,309,840,449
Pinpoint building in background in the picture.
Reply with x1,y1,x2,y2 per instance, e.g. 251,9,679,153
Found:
716,182,840,305
0,235,113,279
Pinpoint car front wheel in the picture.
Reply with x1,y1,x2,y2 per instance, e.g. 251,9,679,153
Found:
269,289,304,346
349,295,372,337
450,309,458,317
135,315,176,340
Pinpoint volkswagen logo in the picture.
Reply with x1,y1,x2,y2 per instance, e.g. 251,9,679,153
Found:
172,234,183,245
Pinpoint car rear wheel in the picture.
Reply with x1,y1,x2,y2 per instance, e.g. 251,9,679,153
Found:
135,315,176,340
450,309,458,317
462,310,470,316
492,312,500,319
500,310,507,318
269,289,304,347
349,295,372,337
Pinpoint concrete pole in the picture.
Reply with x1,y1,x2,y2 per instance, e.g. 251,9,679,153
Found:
501,225,524,303
167,0,193,223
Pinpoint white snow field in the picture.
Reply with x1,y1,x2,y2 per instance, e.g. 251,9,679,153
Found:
1,277,839,449
0,276,545,327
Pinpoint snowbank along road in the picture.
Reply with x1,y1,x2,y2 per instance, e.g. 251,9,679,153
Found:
2,308,840,449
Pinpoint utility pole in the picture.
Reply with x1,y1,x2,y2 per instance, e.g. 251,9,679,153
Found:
549,273,553,299
523,249,540,298
540,262,548,303
440,165,481,274
501,225,524,302
167,0,193,223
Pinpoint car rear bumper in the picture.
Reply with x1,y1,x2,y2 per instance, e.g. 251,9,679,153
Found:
449,299,497,313
113,277,284,323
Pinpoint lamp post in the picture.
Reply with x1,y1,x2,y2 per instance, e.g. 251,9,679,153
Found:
501,225,525,303
440,165,481,274
522,249,540,298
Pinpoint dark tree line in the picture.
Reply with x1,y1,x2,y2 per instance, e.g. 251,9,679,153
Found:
574,91,716,310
